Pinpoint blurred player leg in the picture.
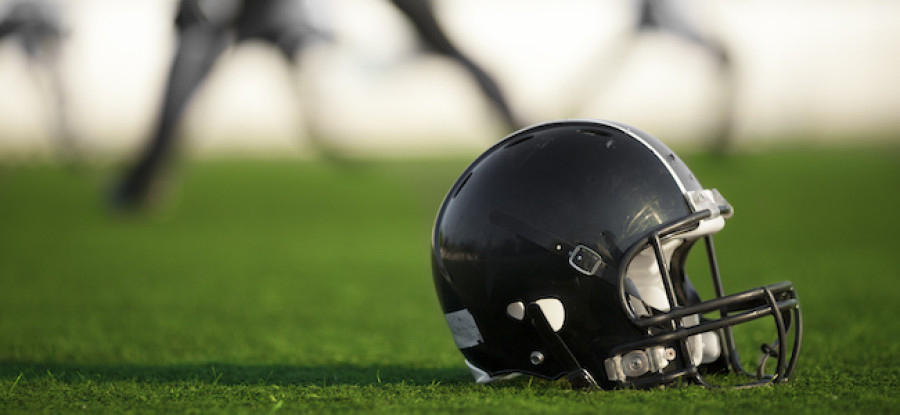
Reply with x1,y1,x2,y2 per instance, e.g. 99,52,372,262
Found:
0,0,75,165
111,2,230,211
390,0,524,131
234,0,339,160
645,0,734,153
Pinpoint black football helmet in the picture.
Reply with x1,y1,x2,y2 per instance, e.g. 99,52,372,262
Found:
430,120,801,389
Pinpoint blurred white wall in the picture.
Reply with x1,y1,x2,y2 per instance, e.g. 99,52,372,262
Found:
0,0,898,159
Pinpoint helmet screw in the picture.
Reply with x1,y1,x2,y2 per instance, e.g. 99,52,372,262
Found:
622,350,650,377
530,351,545,365
665,348,677,361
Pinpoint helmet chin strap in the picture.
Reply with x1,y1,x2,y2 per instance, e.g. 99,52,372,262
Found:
525,302,599,389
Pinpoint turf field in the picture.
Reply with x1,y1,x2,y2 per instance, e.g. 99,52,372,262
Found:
0,148,898,413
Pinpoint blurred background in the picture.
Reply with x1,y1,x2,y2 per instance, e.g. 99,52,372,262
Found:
1,2,899,407
0,0,898,163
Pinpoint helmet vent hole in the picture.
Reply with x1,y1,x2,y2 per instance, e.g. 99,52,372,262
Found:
453,172,473,198
577,129,612,137
504,135,533,148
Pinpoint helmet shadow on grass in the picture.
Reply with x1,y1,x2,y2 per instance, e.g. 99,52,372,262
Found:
0,361,473,387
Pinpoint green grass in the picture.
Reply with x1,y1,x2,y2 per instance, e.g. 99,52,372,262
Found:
0,148,898,413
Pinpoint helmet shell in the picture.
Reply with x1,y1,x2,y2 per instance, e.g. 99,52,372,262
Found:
431,120,704,384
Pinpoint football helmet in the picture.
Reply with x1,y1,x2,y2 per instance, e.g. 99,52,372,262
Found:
430,120,801,389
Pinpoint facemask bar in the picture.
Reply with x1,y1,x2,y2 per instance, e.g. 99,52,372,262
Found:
611,209,802,389
697,232,803,388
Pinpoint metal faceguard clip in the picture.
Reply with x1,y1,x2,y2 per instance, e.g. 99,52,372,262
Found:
685,189,733,219
604,346,676,382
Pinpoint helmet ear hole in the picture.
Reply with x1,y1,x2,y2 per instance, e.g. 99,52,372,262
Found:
507,299,565,332
506,301,525,320
534,298,565,332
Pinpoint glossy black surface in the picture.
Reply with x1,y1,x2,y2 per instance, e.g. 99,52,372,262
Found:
430,120,801,389
432,121,696,382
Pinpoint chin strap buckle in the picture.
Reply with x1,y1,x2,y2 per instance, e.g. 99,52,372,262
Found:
569,245,604,275
490,210,610,277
